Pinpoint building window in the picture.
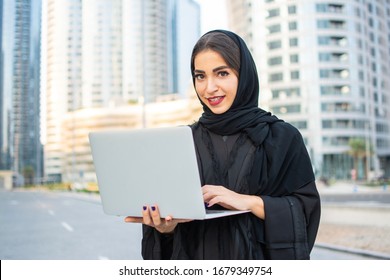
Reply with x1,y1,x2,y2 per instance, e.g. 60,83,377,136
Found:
316,3,344,13
377,138,390,149
358,55,363,65
290,121,307,129
320,69,349,79
320,85,350,96
290,54,299,63
268,56,283,66
290,70,300,80
322,137,350,146
359,87,365,97
269,72,283,82
267,8,280,18
272,87,301,99
321,119,365,129
319,53,331,61
268,24,281,34
288,21,297,31
317,19,345,29
288,5,297,14
358,71,364,81
272,104,301,114
318,52,347,62
318,35,347,47
321,102,354,112
289,37,298,47
268,40,282,50
318,36,329,45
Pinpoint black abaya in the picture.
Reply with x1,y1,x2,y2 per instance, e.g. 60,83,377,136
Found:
141,122,321,260
141,29,320,260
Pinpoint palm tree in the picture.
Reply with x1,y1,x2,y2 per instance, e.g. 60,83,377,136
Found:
348,138,369,180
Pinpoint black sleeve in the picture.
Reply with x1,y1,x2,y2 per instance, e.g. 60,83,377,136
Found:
261,181,321,260
141,225,174,260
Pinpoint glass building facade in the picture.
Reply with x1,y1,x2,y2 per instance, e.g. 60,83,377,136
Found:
0,0,43,185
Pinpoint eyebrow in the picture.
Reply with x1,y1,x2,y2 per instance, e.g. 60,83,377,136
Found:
194,65,230,74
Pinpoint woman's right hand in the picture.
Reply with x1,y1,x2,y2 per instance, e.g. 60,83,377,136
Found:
124,205,192,234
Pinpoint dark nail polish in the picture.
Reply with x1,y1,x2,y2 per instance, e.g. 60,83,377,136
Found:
151,206,156,211
143,206,147,211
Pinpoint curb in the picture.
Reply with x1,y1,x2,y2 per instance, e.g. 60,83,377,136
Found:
314,242,390,260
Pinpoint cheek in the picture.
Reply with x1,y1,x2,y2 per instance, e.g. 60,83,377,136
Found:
227,84,238,99
195,83,205,96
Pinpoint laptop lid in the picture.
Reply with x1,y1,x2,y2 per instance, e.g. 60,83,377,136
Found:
89,126,248,220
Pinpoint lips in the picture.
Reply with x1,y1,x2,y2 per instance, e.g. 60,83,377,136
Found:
207,96,225,106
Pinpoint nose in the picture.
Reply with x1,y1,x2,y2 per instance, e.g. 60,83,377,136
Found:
206,77,218,95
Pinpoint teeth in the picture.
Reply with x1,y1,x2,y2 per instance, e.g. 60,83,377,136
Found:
209,97,222,102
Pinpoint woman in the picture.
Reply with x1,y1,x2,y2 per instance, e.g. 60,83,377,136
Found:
126,30,321,260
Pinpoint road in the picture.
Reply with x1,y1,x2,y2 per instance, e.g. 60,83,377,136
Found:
0,189,381,260
0,190,142,260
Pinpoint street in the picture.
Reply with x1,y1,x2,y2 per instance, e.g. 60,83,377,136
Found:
0,190,381,260
0,190,142,260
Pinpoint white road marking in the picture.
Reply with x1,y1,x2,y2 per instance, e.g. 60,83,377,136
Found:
61,222,74,232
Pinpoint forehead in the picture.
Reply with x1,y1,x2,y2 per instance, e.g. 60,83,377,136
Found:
194,50,227,69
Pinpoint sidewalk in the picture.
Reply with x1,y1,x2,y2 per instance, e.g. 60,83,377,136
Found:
315,180,390,259
317,180,389,194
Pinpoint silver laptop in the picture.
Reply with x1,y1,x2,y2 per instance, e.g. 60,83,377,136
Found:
89,126,248,220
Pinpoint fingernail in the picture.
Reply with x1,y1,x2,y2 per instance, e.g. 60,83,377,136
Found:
151,206,156,211
143,206,147,211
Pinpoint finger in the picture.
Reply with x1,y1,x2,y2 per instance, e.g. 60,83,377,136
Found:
203,192,214,202
150,205,162,226
174,218,193,223
202,185,213,194
142,206,153,225
124,216,143,223
207,197,219,207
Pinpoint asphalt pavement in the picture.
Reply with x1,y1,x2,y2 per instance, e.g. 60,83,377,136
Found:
0,190,142,260
0,186,389,260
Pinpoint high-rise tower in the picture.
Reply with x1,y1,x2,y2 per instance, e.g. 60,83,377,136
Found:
227,0,390,179
0,0,43,184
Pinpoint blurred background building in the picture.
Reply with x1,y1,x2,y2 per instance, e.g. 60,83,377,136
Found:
1,0,390,187
43,0,200,183
227,0,390,180
0,0,43,186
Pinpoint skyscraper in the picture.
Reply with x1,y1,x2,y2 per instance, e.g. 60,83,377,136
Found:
0,0,4,169
167,0,201,98
227,0,390,179
0,0,43,184
44,0,201,182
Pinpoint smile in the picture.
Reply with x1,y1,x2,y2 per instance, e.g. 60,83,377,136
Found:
207,96,225,106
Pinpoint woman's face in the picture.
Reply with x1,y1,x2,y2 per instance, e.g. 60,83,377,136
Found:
194,50,238,114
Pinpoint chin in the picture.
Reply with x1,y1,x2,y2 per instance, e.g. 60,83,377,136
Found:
210,108,229,115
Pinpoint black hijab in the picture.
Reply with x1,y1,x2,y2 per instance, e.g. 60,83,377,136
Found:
192,30,280,141
191,30,314,195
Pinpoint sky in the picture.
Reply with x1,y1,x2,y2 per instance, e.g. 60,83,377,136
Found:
197,0,228,33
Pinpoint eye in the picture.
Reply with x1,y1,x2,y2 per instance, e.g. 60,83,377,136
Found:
218,71,229,77
194,73,204,80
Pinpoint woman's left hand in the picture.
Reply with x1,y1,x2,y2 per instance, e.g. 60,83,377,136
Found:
124,205,192,233
202,185,265,219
